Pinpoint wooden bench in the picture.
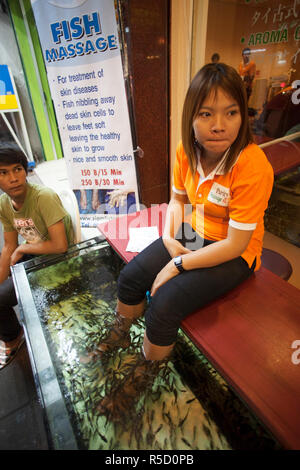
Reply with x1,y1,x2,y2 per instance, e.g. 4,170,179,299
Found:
262,140,300,176
98,204,300,449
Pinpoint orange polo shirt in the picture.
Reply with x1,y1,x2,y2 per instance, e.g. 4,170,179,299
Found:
173,142,274,270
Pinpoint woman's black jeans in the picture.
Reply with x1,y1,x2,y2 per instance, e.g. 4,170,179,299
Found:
118,223,255,346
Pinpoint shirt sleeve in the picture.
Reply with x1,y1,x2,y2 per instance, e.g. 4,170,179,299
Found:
172,142,187,195
36,188,68,228
0,196,16,232
0,213,15,232
229,153,274,231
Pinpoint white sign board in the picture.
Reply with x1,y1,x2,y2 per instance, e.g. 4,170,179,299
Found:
31,0,140,226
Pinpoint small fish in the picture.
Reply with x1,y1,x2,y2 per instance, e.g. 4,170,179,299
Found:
178,410,189,428
193,425,197,441
181,437,192,448
98,431,108,443
151,389,162,403
173,388,178,404
204,411,212,425
163,411,172,426
202,423,212,439
116,355,123,369
154,440,161,450
154,424,163,434
186,397,196,404
146,431,154,446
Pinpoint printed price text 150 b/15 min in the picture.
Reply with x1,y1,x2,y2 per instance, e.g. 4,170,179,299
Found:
81,169,108,176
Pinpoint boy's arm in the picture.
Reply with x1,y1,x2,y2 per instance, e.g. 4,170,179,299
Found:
0,231,18,283
10,220,68,266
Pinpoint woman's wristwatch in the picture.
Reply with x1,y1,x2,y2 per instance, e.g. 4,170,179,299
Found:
173,256,185,273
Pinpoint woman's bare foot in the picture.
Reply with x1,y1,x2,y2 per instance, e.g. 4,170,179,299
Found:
97,361,150,421
80,300,146,364
79,313,133,364
96,354,167,422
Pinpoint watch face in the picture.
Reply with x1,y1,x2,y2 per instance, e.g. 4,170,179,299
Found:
174,256,184,272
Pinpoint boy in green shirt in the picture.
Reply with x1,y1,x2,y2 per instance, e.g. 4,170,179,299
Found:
0,143,74,369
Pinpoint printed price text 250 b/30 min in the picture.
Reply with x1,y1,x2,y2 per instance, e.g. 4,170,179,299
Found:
81,178,111,186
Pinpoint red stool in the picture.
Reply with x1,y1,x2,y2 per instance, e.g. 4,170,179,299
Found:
261,248,293,281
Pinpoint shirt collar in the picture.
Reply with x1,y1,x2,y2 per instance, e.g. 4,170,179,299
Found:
197,147,241,180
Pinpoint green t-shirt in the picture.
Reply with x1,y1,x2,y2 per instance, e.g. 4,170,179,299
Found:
0,183,74,246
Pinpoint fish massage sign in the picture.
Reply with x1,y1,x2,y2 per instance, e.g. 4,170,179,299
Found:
31,0,140,225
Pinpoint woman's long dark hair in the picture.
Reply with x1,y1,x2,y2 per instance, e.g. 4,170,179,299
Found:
181,62,252,175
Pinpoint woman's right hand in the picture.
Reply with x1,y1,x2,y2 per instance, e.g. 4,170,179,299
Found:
162,237,191,258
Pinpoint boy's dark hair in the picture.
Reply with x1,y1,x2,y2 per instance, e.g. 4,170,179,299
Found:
0,142,28,174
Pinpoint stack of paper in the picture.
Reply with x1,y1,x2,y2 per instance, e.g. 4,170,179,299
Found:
126,226,160,252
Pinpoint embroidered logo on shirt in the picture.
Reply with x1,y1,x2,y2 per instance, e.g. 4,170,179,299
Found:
207,183,230,207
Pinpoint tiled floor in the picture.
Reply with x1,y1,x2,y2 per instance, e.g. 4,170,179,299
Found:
0,339,49,449
0,160,299,449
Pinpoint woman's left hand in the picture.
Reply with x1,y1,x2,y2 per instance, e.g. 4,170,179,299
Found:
150,260,179,297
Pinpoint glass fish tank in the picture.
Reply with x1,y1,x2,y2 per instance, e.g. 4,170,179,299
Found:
265,167,300,248
11,237,280,450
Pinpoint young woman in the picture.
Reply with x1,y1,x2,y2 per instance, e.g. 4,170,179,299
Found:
94,63,274,420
